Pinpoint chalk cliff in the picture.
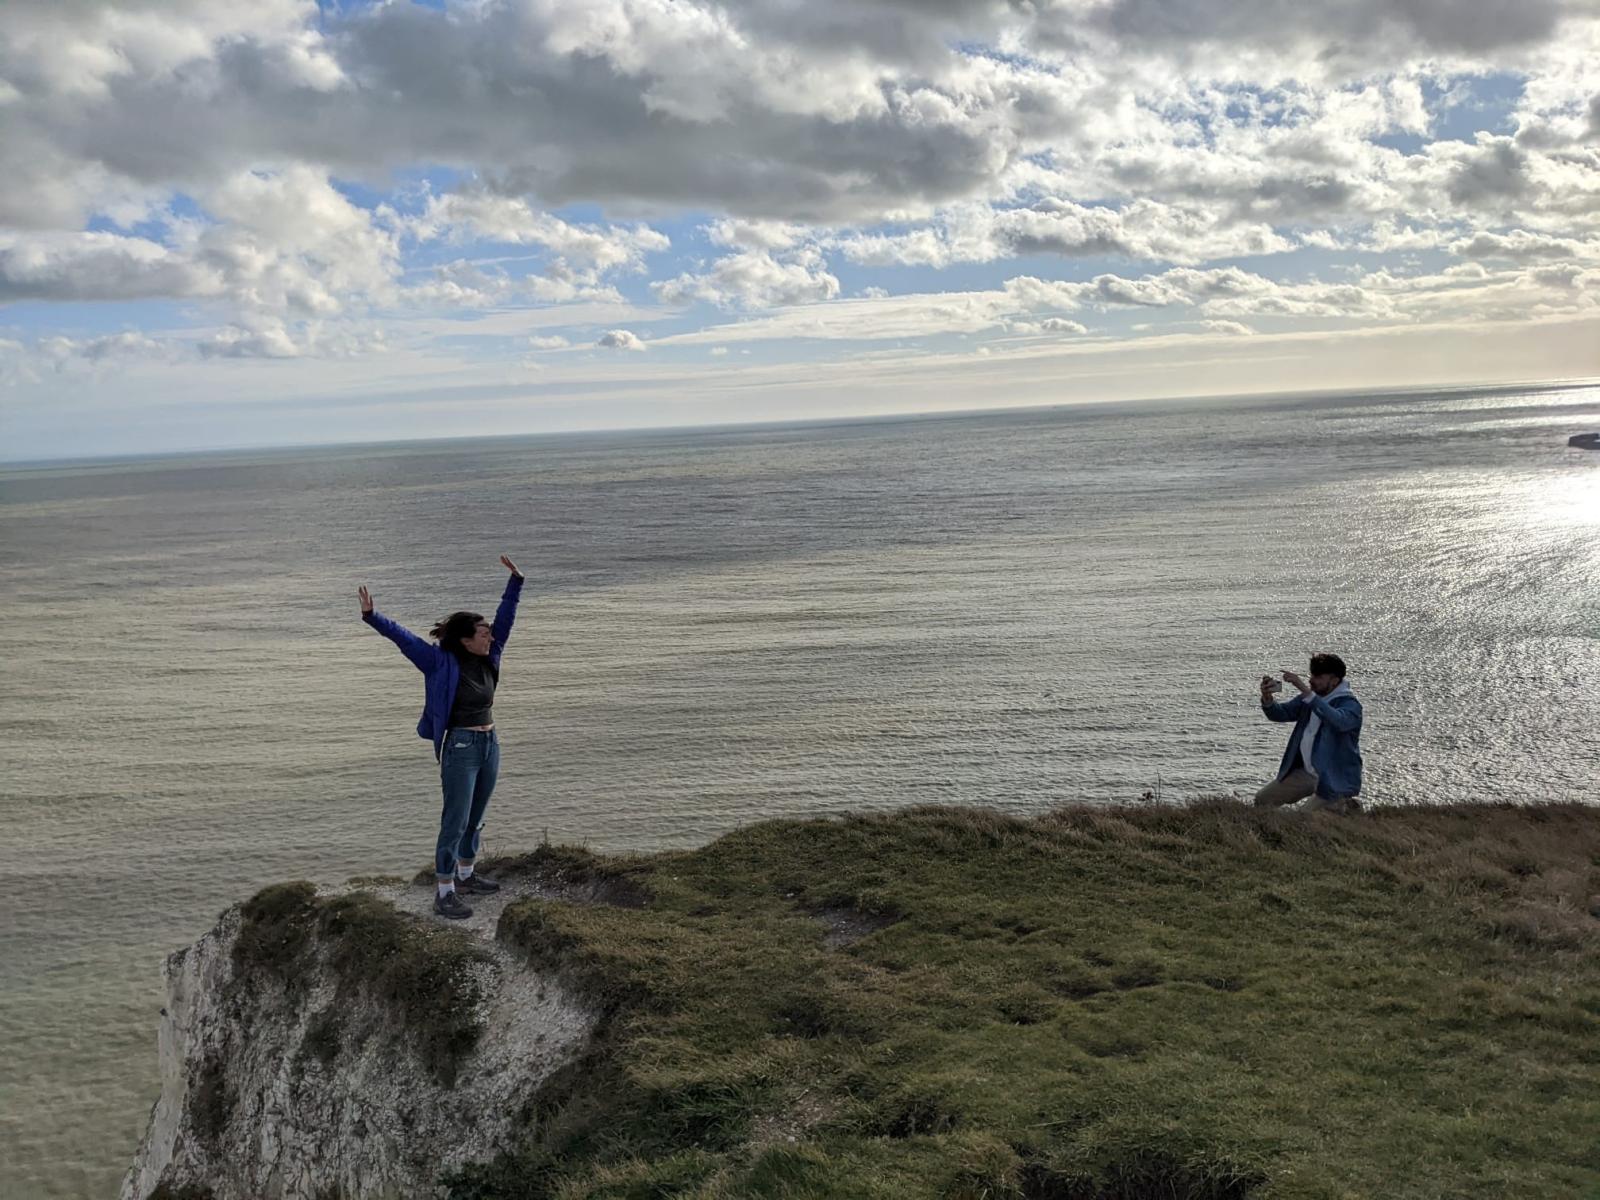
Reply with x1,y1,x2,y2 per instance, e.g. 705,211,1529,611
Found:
120,876,595,1200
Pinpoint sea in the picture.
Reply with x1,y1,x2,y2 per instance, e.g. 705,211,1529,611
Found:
1,382,1597,1197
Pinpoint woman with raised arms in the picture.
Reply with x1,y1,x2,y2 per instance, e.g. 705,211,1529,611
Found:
358,555,524,919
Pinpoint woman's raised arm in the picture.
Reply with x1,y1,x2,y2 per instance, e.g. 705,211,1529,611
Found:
490,556,525,657
358,584,440,672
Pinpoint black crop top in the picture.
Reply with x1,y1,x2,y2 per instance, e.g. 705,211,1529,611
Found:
447,653,497,727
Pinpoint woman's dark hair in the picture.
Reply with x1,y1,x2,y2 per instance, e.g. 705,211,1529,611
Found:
430,611,485,652
1309,652,1346,679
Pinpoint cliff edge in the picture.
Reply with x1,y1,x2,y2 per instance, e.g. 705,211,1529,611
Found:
123,803,1600,1200
121,865,603,1200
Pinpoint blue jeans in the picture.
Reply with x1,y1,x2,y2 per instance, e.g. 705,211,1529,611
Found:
437,728,499,879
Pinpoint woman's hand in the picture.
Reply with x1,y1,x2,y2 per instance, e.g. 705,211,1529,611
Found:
358,585,374,615
500,554,523,578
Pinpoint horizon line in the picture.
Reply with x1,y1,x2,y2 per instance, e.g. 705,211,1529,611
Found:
4,373,1597,472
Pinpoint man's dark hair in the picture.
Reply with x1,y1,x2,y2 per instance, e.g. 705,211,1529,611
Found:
1309,652,1346,679
430,610,485,652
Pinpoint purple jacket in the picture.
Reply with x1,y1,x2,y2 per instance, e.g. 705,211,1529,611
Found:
362,574,523,760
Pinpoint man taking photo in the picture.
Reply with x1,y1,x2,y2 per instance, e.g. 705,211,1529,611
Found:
1255,652,1364,814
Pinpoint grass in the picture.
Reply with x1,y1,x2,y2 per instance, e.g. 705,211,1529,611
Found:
233,882,493,1086
436,801,1600,1200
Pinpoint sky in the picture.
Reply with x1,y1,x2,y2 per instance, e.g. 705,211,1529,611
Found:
1,0,1598,461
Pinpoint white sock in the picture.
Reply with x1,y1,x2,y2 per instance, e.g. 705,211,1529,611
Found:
457,863,474,881
437,881,455,898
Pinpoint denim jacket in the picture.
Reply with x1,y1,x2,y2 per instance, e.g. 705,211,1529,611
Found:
1261,688,1364,798
362,574,523,760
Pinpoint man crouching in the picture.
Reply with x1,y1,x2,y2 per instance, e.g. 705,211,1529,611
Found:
1255,652,1364,814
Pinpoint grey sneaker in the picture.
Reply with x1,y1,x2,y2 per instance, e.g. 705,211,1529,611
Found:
433,889,473,920
456,873,501,896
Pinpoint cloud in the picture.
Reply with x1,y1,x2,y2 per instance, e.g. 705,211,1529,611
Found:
0,166,399,325
3,0,1597,254
1445,136,1536,206
199,321,303,359
401,261,519,310
834,199,1292,269
0,0,1026,228
72,330,167,360
1451,229,1583,262
597,328,646,351
1013,316,1090,335
198,317,385,360
706,219,810,251
192,166,399,316
410,190,669,271
655,248,841,309
5,3,1599,255
0,230,216,301
529,334,570,350
1077,0,1574,58
31,330,171,370
652,252,1600,350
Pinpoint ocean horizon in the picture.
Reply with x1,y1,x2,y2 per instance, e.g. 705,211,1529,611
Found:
8,376,1595,471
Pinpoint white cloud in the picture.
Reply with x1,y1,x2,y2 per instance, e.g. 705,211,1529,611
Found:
654,248,840,309
410,191,669,272
198,317,386,360
0,166,401,331
191,166,400,318
200,323,302,360
0,230,217,301
597,328,646,351
529,334,570,350
1451,229,1586,262
1060,0,1581,62
1039,317,1089,334
72,330,168,360
29,330,172,371
401,261,519,310
706,219,810,251
1201,319,1255,336
836,199,1292,268
654,253,1600,349
2,0,1597,247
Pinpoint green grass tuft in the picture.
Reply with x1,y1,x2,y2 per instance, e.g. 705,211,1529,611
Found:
232,880,318,989
314,891,493,1084
232,883,494,1088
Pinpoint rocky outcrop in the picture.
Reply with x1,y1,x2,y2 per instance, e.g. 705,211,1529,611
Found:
120,879,595,1200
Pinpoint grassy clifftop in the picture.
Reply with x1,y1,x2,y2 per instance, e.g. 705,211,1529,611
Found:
448,802,1599,1200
